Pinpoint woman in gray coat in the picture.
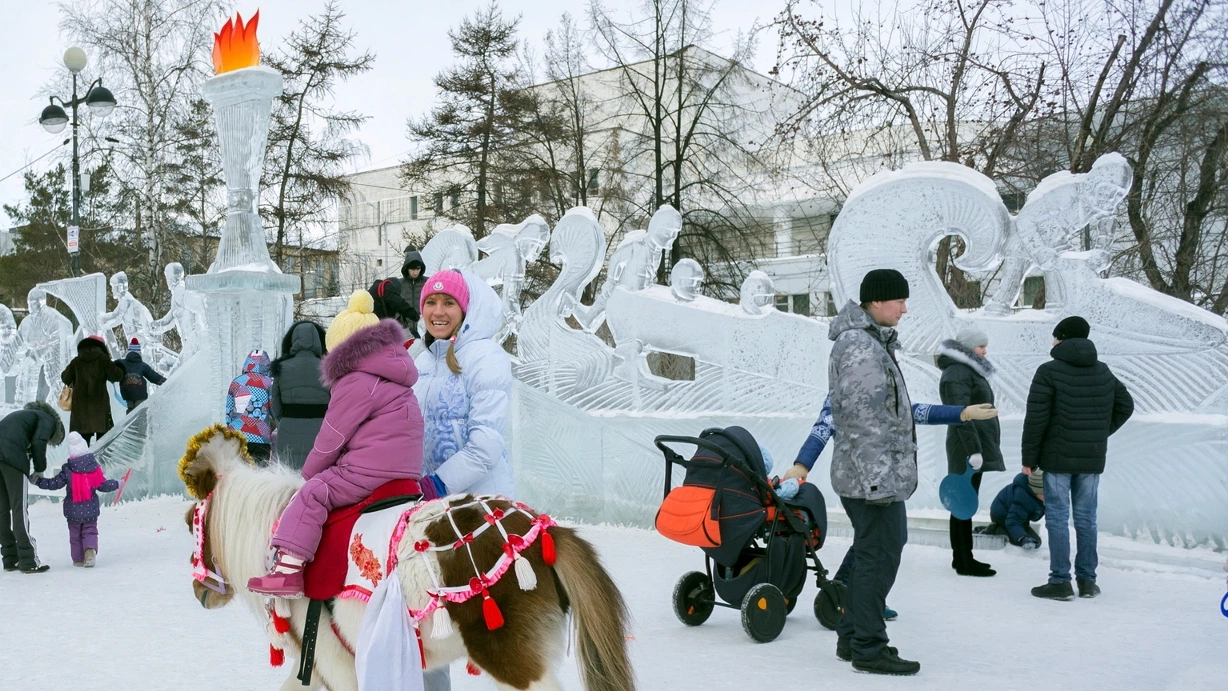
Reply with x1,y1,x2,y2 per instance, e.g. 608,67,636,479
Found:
270,321,330,471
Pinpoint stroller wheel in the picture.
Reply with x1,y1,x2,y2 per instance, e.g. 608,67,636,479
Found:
740,583,787,643
814,580,845,631
673,571,715,626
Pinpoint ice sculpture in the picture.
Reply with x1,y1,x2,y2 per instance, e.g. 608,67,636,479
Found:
0,305,20,409
472,215,550,344
421,225,479,275
574,205,682,332
739,270,776,314
99,272,156,355
39,273,107,345
16,287,74,406
149,262,208,371
669,258,704,302
984,154,1131,315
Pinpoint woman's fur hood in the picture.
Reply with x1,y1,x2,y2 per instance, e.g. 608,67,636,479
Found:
935,339,995,378
320,319,408,386
24,400,66,445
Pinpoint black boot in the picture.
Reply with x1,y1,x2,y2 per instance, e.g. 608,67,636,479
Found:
1077,580,1100,598
837,640,897,662
950,516,969,572
852,648,921,676
957,558,996,577
1031,582,1075,600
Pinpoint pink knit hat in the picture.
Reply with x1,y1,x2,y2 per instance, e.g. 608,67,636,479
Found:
420,270,470,314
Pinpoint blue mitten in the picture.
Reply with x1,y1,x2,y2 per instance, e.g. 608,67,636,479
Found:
777,478,800,500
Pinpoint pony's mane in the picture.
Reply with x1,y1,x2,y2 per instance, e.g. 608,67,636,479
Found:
210,462,302,613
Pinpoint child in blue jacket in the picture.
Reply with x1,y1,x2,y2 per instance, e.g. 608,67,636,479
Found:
989,471,1045,548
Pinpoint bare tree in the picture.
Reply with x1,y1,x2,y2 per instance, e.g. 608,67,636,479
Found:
262,0,373,266
60,0,223,300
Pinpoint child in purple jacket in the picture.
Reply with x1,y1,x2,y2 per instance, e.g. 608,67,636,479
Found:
248,291,424,598
32,432,121,567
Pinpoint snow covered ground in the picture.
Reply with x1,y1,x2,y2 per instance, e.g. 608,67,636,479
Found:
3,496,1226,691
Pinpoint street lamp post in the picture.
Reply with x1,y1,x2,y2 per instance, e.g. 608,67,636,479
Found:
38,46,117,278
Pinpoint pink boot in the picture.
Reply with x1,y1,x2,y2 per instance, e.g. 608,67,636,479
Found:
247,551,307,598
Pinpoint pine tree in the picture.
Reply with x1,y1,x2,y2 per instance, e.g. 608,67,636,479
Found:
164,97,224,275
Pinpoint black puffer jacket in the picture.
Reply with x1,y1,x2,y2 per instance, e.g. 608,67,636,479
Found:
400,247,427,317
1021,337,1134,474
937,340,1004,474
270,321,331,470
0,401,66,475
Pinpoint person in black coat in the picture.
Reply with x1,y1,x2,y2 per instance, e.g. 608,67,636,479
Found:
0,401,66,573
269,321,331,471
937,327,1004,577
113,338,166,412
368,247,428,337
1024,316,1133,601
60,335,124,443
990,471,1045,548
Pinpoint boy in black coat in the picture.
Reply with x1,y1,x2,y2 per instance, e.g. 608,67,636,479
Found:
1023,316,1133,601
113,338,166,413
0,401,66,573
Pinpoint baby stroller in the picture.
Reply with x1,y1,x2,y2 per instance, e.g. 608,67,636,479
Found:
654,426,843,642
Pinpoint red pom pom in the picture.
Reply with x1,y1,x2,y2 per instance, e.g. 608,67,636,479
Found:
269,645,285,667
482,590,504,630
466,661,482,676
272,612,291,634
540,529,556,566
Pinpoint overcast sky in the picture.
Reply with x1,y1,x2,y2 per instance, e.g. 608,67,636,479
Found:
0,0,780,224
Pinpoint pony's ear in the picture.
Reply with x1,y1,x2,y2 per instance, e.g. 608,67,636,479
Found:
178,425,251,499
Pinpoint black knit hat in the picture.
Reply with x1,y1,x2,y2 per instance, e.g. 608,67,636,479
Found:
860,269,910,303
1053,316,1090,341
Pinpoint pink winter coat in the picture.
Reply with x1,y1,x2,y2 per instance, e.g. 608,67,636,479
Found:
301,320,424,481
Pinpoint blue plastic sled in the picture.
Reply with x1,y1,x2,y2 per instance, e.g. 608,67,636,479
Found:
939,459,980,521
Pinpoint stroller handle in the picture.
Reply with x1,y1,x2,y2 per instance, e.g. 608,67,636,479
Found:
654,434,741,500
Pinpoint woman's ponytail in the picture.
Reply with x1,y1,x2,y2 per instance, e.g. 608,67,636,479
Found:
446,324,462,375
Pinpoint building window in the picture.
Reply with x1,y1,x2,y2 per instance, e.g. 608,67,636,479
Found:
410,196,418,221
775,295,790,312
587,169,600,195
376,259,383,268
450,190,460,211
1002,190,1026,213
1021,275,1046,309
792,293,810,316
434,192,444,214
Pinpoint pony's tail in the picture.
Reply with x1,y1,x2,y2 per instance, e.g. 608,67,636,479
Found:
550,526,635,691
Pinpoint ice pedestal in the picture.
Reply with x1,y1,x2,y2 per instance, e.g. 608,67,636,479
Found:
185,271,299,422
202,66,282,274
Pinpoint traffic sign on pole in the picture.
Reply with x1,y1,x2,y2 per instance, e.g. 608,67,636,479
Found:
67,225,79,253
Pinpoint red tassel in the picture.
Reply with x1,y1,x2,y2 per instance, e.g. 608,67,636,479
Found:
466,660,482,676
482,590,504,630
272,612,291,634
540,529,556,566
270,645,285,667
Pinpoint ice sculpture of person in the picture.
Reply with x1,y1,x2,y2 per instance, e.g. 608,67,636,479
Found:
740,270,776,315
150,262,207,366
669,258,704,302
474,216,550,343
16,287,74,405
0,305,21,406
100,272,154,346
984,154,1132,315
576,205,683,331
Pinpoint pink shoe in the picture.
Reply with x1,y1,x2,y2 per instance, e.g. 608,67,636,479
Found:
247,551,306,598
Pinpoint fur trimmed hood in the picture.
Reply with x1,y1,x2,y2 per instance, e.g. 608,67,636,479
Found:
320,319,412,386
936,339,995,378
24,400,66,445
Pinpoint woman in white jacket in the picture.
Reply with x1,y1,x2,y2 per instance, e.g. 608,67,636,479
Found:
414,269,515,499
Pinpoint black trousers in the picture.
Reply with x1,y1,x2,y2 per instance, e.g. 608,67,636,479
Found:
949,471,984,568
0,463,40,570
836,497,907,660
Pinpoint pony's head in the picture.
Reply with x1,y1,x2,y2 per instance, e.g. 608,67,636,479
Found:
178,425,254,609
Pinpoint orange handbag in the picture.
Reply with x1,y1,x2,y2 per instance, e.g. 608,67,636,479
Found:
655,485,722,548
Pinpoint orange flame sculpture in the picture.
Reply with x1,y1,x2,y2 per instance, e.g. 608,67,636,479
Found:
212,11,260,74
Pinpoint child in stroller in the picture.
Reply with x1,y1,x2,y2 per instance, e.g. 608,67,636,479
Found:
654,425,841,642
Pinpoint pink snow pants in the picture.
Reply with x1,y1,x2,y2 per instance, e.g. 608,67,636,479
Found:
271,466,390,561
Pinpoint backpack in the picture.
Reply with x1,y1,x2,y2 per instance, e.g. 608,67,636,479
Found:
368,278,397,320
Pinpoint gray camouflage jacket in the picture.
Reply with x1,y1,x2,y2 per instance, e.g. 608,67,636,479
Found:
827,301,917,502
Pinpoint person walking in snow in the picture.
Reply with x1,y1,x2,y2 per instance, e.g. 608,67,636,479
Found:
1024,316,1133,601
225,349,275,464
270,321,331,471
937,327,1004,577
247,292,424,599
824,269,921,675
783,389,997,617
31,432,121,567
114,338,166,413
60,335,124,444
0,401,64,573
988,470,1045,549
414,269,515,501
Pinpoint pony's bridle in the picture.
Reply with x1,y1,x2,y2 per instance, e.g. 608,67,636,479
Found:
191,491,229,595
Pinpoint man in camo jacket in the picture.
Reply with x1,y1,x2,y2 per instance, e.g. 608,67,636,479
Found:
827,268,920,676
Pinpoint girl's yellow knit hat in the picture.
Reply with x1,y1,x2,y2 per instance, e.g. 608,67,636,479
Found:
326,290,380,351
